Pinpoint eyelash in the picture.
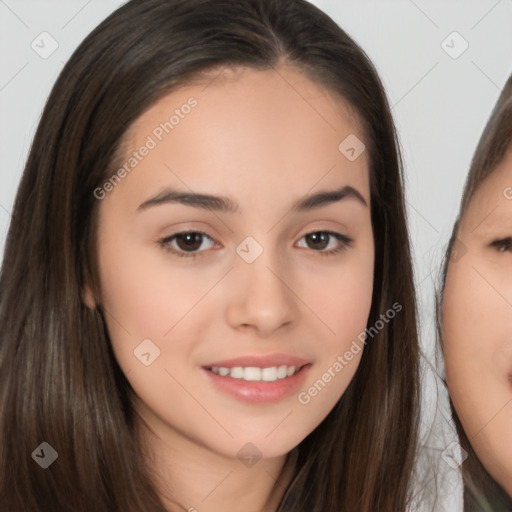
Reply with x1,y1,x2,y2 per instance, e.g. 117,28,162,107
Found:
158,230,353,259
490,237,512,253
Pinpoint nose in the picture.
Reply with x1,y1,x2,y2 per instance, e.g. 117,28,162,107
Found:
224,252,300,337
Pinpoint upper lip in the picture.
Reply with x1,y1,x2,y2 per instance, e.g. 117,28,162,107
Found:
203,353,311,369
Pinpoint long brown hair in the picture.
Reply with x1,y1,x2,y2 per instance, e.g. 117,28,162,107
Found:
437,74,512,511
0,1,419,510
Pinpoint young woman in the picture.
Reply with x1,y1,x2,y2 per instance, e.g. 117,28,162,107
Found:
440,74,512,510
0,1,420,510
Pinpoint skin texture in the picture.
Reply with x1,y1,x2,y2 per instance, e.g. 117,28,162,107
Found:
443,148,512,498
85,64,374,511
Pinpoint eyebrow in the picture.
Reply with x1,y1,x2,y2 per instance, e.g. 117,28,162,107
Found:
137,185,368,213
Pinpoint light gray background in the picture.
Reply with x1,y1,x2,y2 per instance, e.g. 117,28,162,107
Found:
1,1,512,509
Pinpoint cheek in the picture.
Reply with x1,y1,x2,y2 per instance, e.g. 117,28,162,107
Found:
318,265,373,347
96,235,205,372
443,265,495,402
292,250,373,428
299,243,374,367
328,244,374,337
443,264,489,435
443,259,512,488
444,260,512,386
443,268,485,369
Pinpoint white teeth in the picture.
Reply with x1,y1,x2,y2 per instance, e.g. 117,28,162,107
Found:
209,364,300,382
218,367,230,377
244,367,261,381
277,365,288,379
261,367,278,381
230,366,244,379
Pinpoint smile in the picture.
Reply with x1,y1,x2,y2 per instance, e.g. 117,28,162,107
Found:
208,365,301,382
201,354,312,403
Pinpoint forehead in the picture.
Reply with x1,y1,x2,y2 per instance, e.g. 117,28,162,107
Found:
109,64,370,209
461,148,512,233
132,63,362,126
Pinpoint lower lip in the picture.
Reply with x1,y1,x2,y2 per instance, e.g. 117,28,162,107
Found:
202,365,311,404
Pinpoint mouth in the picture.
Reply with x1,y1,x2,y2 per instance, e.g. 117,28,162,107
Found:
201,354,312,403
204,364,306,382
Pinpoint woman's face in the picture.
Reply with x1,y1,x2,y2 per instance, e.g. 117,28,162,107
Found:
443,148,512,496
87,65,374,461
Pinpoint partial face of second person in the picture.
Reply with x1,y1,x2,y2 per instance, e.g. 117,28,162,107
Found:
85,65,374,464
443,147,512,496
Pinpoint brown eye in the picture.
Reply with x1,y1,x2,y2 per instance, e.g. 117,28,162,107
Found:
490,237,512,253
175,232,204,251
305,232,330,250
296,231,353,256
159,231,217,258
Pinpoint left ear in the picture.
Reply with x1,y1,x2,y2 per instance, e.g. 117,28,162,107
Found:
82,283,97,310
